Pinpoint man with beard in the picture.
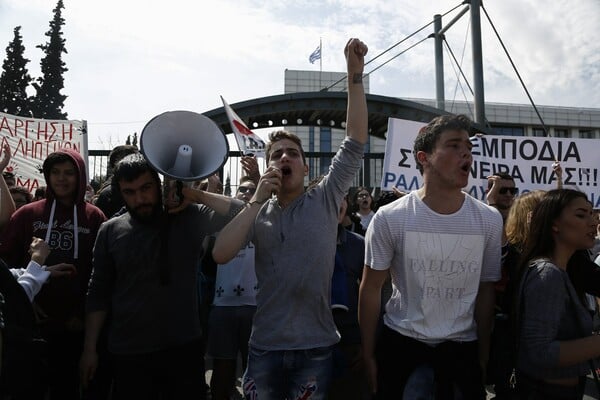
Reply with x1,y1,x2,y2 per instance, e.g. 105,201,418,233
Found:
80,153,243,399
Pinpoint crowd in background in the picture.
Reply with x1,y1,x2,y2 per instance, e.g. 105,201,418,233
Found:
1,36,600,400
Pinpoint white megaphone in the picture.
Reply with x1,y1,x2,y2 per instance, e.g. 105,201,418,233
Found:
140,110,229,203
140,110,229,182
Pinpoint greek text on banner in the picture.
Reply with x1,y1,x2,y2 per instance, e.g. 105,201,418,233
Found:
381,117,600,207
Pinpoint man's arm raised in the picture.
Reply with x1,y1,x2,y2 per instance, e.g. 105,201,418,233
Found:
0,143,15,231
344,38,368,145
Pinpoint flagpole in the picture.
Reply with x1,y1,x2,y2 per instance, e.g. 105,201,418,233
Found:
319,37,322,89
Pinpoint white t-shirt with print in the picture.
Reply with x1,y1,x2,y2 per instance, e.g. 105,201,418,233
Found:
365,191,502,344
213,243,257,307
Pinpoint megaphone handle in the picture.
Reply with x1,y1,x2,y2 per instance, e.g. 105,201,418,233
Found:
175,180,184,204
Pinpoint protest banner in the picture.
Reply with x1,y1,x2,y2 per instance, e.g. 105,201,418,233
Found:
381,117,600,207
0,111,87,193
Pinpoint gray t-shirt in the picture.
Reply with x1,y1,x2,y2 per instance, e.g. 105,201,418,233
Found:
249,137,364,350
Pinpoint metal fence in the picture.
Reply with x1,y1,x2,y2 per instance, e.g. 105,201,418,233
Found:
88,150,386,193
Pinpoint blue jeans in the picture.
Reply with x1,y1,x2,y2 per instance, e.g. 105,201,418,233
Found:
242,345,333,400
403,363,435,400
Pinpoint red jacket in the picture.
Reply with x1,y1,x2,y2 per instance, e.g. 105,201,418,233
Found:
0,148,106,333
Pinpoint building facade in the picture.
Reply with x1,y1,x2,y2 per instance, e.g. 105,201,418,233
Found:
284,69,600,191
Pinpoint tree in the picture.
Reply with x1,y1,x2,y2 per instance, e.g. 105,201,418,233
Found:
0,26,33,116
32,0,68,119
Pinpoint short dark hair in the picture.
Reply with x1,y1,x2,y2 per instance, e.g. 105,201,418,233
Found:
374,191,399,210
413,114,472,174
9,186,32,203
265,130,306,164
42,152,75,175
108,145,139,170
112,153,160,189
34,186,46,199
487,172,515,190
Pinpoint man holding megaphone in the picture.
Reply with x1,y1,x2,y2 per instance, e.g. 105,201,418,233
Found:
212,37,369,400
81,153,245,399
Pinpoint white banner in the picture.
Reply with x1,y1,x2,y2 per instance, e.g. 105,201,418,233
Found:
0,112,87,193
382,117,600,208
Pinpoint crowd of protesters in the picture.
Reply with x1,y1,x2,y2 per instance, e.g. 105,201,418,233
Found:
1,36,600,400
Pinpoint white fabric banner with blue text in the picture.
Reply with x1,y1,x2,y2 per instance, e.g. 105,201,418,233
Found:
382,117,600,207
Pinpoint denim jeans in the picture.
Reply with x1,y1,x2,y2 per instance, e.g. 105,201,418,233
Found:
375,326,485,399
242,345,333,400
403,363,435,400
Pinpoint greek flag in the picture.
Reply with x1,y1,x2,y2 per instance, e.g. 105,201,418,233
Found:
309,45,321,64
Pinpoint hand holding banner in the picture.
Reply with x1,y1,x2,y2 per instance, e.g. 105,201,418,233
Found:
0,112,86,193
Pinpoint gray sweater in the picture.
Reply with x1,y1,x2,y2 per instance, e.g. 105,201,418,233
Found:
86,203,237,354
249,137,364,350
517,259,593,380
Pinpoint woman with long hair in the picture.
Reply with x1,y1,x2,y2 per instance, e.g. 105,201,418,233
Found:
488,190,547,398
515,189,600,399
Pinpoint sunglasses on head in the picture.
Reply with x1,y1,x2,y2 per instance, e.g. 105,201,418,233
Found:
499,187,518,195
238,186,256,194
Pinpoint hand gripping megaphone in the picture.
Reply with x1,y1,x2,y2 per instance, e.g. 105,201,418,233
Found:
140,110,229,199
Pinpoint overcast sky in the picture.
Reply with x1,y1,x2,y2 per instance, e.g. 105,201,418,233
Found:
1,0,598,150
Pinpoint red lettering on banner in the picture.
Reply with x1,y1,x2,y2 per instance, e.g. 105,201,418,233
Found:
37,121,48,140
49,122,57,141
13,139,80,160
14,119,24,137
15,138,38,159
45,141,80,155
24,119,33,138
0,117,14,136
15,178,40,193
62,123,73,140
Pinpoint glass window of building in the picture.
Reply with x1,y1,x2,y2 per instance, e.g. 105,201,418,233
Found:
580,129,595,139
532,128,545,137
493,126,524,136
554,128,568,138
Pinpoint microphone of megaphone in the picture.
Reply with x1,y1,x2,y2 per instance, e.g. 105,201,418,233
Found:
168,144,193,177
166,144,194,203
